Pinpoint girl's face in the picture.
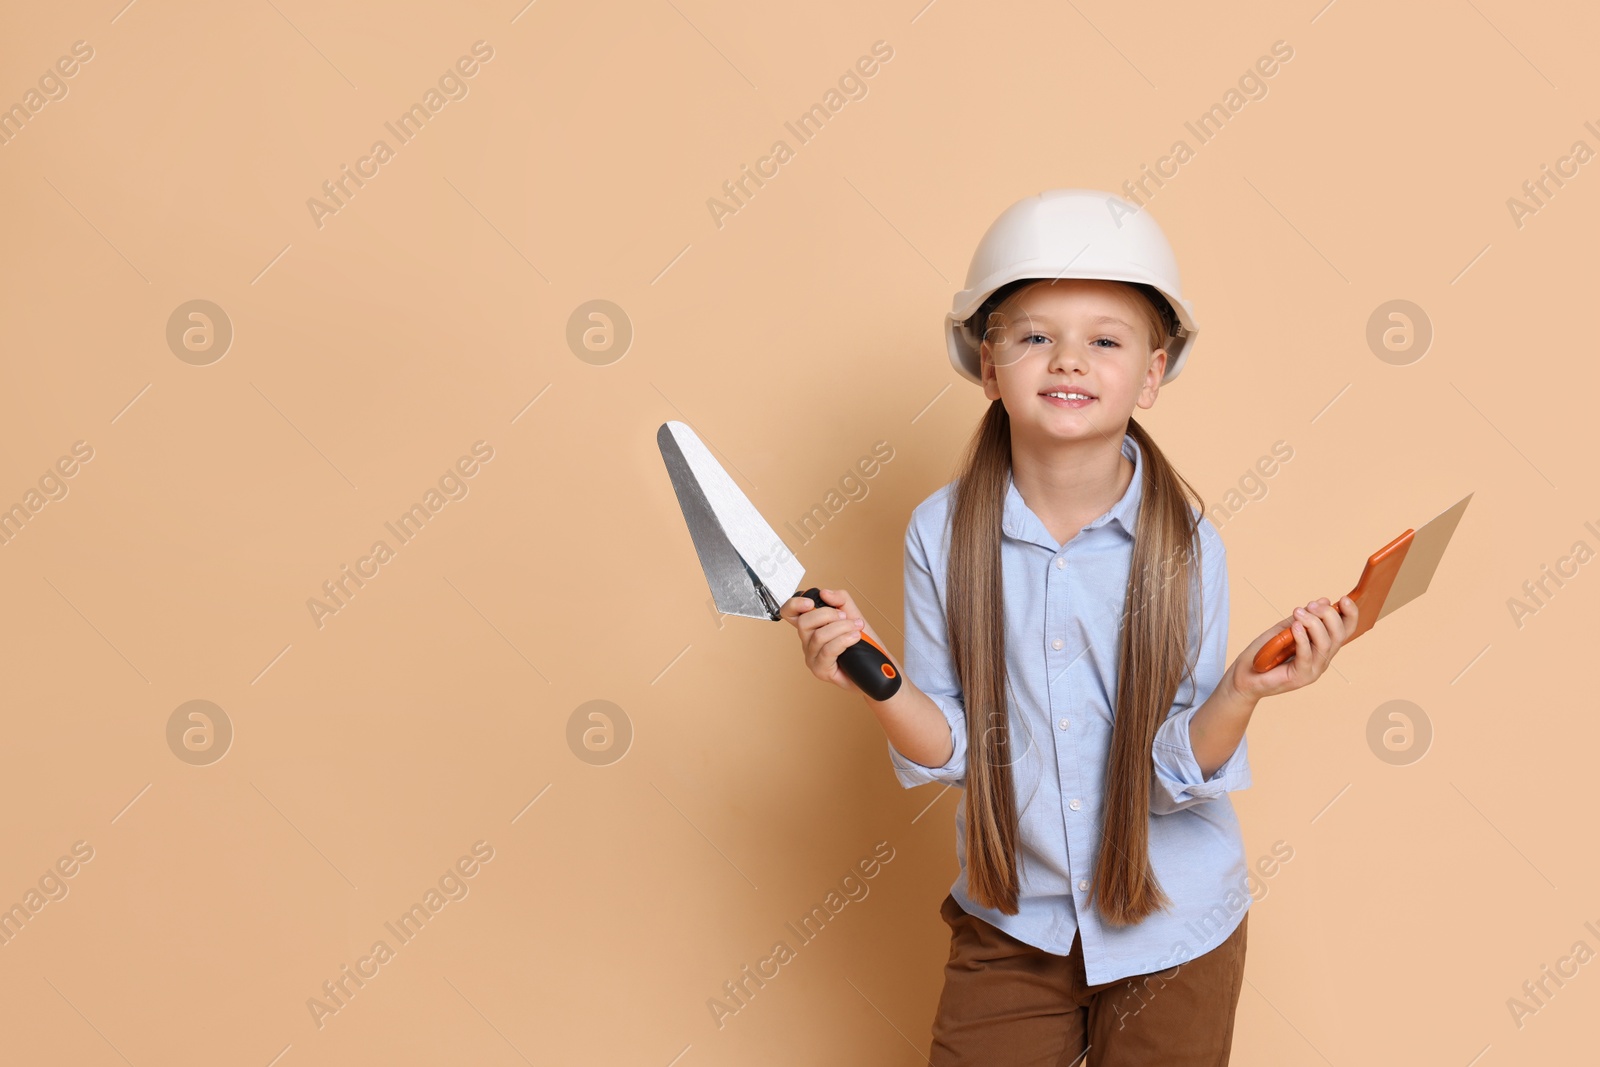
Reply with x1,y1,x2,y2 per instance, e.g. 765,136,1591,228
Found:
978,279,1167,446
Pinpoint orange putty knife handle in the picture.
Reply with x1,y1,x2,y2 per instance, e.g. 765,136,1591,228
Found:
1249,527,1413,673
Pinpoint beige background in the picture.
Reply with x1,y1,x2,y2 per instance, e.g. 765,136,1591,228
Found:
1,0,1595,1063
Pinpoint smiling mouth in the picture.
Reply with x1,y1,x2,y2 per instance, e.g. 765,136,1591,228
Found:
1040,390,1096,407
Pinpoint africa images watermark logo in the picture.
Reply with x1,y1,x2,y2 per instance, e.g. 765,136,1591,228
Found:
306,840,495,1030
1113,39,1294,217
706,840,896,1029
0,39,95,148
705,40,894,229
0,440,94,548
306,441,495,629
306,41,495,230
0,841,95,949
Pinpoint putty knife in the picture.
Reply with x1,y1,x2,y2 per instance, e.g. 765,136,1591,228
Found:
1252,492,1473,672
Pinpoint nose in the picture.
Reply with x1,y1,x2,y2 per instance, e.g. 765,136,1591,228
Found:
1046,339,1088,376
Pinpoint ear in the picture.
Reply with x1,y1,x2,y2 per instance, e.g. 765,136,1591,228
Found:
980,339,1002,402
1135,347,1167,410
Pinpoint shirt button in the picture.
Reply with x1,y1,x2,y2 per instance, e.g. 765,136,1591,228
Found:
1051,638,1063,650
1058,718,1069,730
1069,799,1081,810
1055,557,1065,569
1078,879,1089,892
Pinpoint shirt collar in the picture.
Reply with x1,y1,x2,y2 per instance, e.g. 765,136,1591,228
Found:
1001,432,1143,550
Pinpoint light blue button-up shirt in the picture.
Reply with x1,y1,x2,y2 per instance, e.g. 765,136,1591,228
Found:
890,431,1253,986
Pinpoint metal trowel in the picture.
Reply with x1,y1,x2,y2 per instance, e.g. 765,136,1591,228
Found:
657,421,902,700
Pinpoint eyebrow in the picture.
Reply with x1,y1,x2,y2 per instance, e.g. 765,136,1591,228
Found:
998,312,1134,329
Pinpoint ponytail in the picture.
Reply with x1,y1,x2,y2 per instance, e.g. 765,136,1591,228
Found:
945,398,1020,912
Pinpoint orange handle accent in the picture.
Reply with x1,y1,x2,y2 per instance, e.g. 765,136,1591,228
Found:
795,586,902,700
1250,527,1412,672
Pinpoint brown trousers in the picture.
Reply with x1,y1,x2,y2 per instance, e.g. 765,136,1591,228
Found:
929,894,1248,1067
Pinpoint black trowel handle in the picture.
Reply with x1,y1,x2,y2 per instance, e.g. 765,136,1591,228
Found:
796,587,903,701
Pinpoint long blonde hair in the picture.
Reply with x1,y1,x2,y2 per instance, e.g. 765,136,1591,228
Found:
946,280,1207,926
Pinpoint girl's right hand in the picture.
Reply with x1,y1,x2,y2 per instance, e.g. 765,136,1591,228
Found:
779,587,875,692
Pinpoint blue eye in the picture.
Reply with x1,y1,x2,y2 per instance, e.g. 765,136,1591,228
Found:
1022,334,1118,347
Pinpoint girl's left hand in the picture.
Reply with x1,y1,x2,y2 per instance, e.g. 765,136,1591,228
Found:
1226,595,1359,702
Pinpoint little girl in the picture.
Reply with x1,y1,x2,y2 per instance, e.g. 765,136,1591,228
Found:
781,190,1358,1066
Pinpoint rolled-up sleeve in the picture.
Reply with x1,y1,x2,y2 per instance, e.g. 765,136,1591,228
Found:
1150,521,1251,814
887,511,969,789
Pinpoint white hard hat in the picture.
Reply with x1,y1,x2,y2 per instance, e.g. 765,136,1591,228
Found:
946,189,1199,386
